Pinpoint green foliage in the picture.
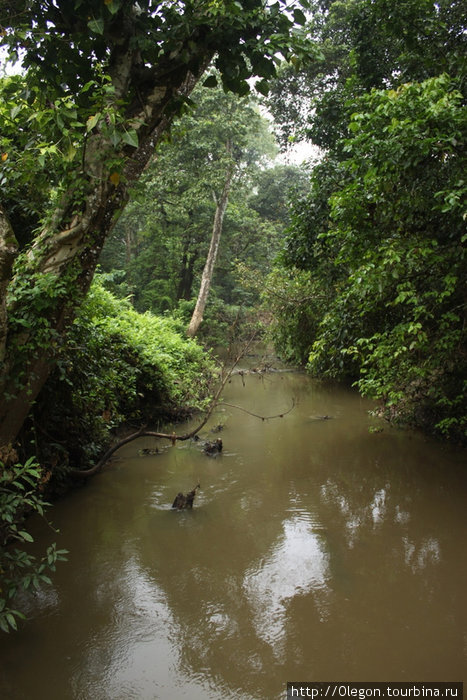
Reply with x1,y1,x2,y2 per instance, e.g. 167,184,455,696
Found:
264,267,322,365
232,262,319,364
280,75,466,440
100,81,287,321
249,164,310,226
83,281,213,407
35,278,215,468
265,0,467,442
0,69,131,248
3,258,82,400
280,154,346,271
174,293,259,348
267,0,466,151
1,1,313,104
0,457,67,633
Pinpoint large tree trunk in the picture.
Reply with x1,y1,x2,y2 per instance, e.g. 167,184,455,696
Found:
0,44,212,451
0,205,18,365
187,161,234,338
177,249,197,301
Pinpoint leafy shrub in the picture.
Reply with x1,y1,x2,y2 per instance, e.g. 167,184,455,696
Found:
174,295,260,348
0,457,67,632
33,278,215,469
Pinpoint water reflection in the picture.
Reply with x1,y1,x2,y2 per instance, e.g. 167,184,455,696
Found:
0,369,466,699
244,510,330,655
403,536,441,571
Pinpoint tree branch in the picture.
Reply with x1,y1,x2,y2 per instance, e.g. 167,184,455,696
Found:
70,333,266,477
216,399,296,421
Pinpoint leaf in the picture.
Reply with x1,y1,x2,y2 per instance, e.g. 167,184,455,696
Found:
87,17,105,35
64,144,77,162
6,613,18,630
86,113,101,132
121,129,138,148
0,617,9,633
252,55,276,79
293,8,307,25
109,129,121,147
81,80,97,93
255,79,270,97
109,172,120,186
105,0,120,13
10,104,22,119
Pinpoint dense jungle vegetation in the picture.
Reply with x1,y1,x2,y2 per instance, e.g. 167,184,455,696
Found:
0,0,465,631
265,0,466,441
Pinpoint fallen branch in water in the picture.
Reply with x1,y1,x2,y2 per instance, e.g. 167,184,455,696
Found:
216,399,296,421
71,333,257,478
69,426,149,478
71,335,297,478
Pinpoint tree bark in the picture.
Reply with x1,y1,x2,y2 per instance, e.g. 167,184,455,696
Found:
177,249,197,301
0,45,212,450
187,157,234,338
0,205,18,365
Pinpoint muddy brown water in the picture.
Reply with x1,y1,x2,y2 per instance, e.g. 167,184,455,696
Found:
1,367,466,698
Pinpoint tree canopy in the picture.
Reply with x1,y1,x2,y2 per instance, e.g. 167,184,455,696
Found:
99,78,285,339
267,0,466,150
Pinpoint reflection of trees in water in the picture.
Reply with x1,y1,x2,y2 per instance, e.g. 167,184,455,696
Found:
126,429,466,693
243,512,331,658
402,536,441,571
318,471,445,577
133,476,290,695
2,371,466,697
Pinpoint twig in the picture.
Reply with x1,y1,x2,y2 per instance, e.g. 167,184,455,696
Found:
217,399,296,421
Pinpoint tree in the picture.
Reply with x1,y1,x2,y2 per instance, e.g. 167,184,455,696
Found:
280,76,467,439
267,0,466,151
318,77,466,436
182,83,275,336
187,153,234,336
249,164,309,225
0,0,310,454
100,81,280,321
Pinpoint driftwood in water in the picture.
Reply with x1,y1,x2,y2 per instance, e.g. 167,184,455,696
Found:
139,447,160,455
172,483,200,510
203,438,223,455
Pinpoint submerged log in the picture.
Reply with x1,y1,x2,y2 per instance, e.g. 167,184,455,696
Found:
172,483,200,510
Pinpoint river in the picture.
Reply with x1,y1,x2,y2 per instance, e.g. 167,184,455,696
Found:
1,363,466,698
